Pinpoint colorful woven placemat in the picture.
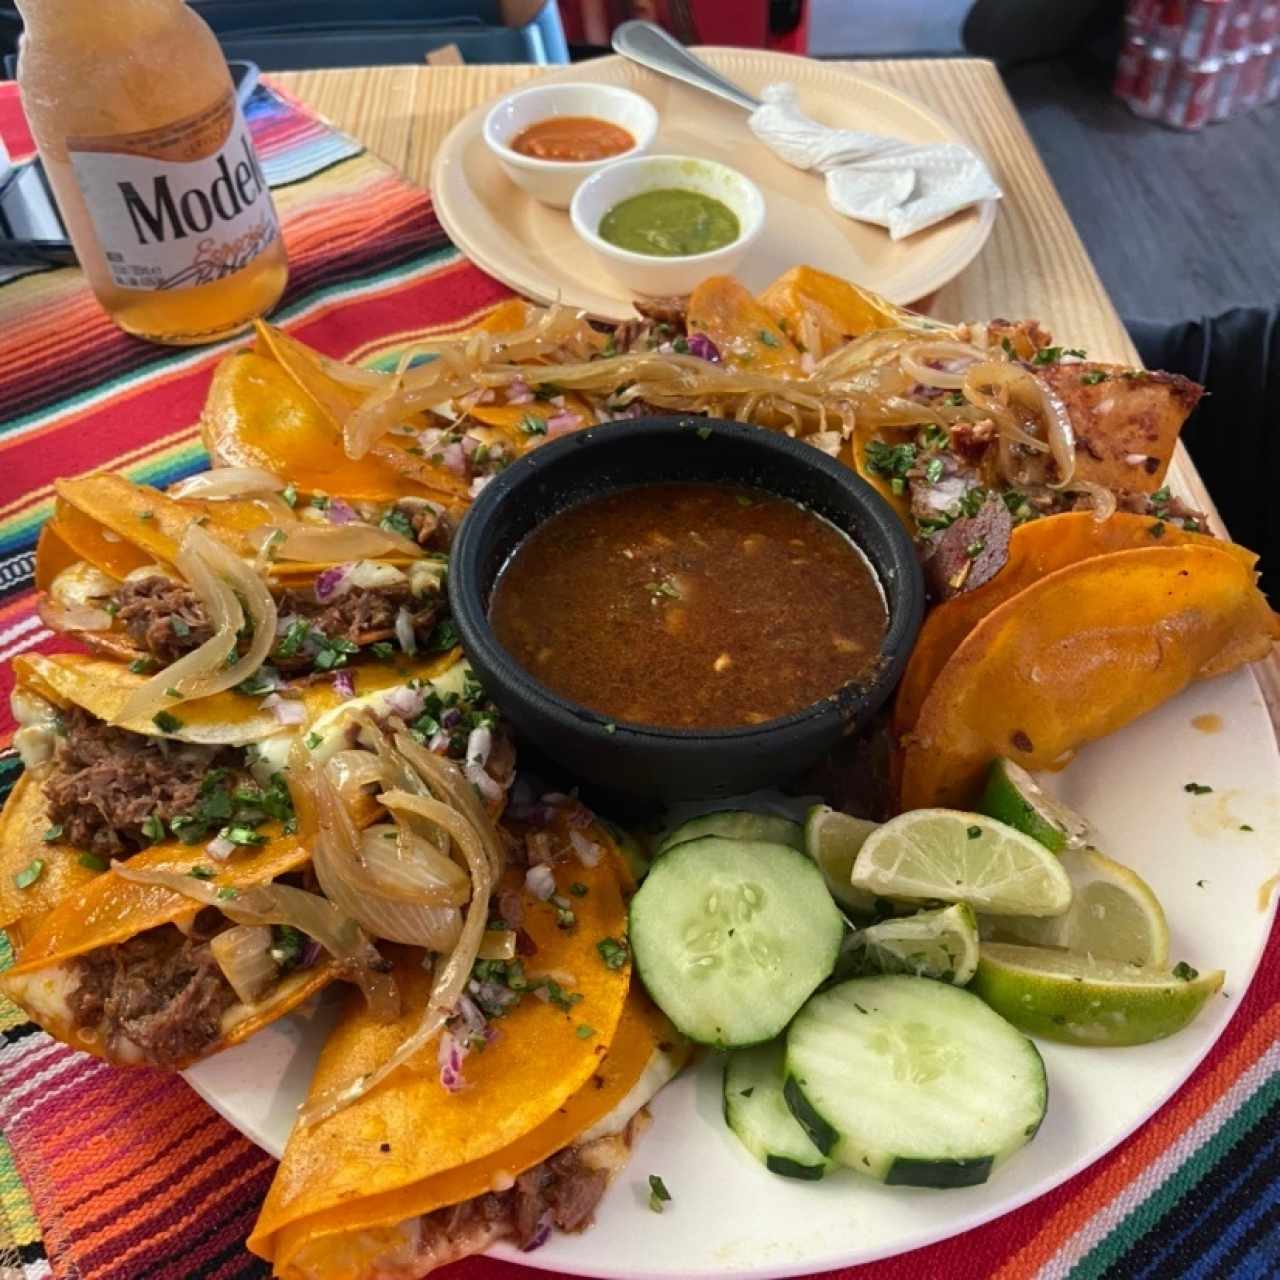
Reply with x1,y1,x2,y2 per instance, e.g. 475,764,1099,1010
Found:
1,78,1278,1280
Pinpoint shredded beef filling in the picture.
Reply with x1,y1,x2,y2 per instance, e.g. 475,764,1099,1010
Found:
273,584,442,668
67,924,238,1068
43,708,237,855
114,575,213,663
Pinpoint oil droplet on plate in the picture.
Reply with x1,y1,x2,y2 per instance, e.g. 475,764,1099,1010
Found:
1192,713,1223,733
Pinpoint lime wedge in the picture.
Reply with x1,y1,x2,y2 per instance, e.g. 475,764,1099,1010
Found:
986,846,1169,967
850,808,1072,917
972,943,1223,1046
803,805,880,916
847,903,980,985
978,758,1089,854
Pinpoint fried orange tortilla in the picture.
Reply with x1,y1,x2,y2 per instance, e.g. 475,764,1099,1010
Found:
202,350,428,501
899,544,1276,810
247,848,631,1258
251,985,680,1276
687,276,803,374
1037,363,1202,494
757,265,938,359
893,513,1275,744
14,652,287,745
0,826,332,1068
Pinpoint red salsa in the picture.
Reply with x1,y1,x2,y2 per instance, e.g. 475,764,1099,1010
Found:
489,483,888,730
510,116,635,162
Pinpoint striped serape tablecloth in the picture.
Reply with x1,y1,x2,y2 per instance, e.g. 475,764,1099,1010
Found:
1,77,1279,1280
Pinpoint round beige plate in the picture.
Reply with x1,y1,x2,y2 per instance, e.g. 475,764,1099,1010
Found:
431,48,999,320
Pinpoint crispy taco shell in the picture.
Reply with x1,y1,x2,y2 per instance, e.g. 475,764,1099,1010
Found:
248,850,632,1264
252,986,680,1277
900,544,1277,809
14,652,287,745
0,826,329,1067
893,513,1276,745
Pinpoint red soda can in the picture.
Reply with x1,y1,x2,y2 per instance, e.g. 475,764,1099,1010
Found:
1115,34,1150,98
1222,0,1252,53
1237,40,1272,107
1163,56,1221,125
1180,0,1233,59
1126,0,1163,35
1265,44,1280,100
1133,43,1177,113
1153,0,1188,50
1253,2,1280,42
1213,46,1249,117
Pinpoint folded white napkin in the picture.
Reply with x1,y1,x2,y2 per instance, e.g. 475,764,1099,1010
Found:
748,83,1002,240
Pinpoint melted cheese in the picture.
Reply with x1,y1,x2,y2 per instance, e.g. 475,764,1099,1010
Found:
11,689,61,769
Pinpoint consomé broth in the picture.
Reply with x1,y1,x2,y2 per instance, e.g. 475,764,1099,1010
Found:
489,482,888,730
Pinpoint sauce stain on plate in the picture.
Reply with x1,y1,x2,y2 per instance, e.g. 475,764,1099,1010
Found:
1191,713,1224,733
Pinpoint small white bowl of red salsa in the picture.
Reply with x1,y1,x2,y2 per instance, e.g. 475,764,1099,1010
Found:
483,83,659,209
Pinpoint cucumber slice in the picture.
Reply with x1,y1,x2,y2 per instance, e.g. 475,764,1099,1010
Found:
724,1040,833,1181
784,975,1046,1187
655,811,804,857
630,836,844,1048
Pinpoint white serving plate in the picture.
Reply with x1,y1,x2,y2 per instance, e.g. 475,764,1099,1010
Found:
188,664,1280,1277
430,48,999,321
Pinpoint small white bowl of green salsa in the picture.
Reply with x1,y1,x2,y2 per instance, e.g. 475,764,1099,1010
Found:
569,154,765,296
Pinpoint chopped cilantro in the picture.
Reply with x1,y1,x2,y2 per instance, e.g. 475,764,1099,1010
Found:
310,494,331,510
603,722,617,735
575,1024,596,1039
165,686,181,699
519,412,547,436
648,1174,672,1213
1081,370,1109,385
597,936,629,970
313,635,360,671
270,924,306,970
671,336,690,354
1184,782,1213,795
1032,346,1086,365
138,510,154,521
534,381,564,399
129,658,157,674
1000,337,1016,358
1149,521,1166,538
217,886,238,901
281,483,298,508
944,391,966,408
1240,824,1255,832
865,440,918,480
570,882,589,897
141,814,166,843
696,426,712,441
924,456,945,485
555,903,577,930
234,670,277,696
14,859,44,889
758,329,781,348
425,618,460,653
918,423,950,448
274,619,312,659
1172,961,1199,981
371,641,395,660
379,508,415,540
967,825,982,839
188,865,216,880
170,616,190,638
736,494,753,507
78,852,109,872
42,824,63,843
965,538,986,559
306,731,323,750
152,710,183,733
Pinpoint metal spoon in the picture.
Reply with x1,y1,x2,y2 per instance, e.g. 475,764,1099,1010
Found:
611,20,761,113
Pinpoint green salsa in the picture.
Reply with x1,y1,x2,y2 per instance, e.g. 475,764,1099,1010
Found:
598,188,740,258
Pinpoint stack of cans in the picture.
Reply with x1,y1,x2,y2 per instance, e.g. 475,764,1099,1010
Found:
1115,0,1279,128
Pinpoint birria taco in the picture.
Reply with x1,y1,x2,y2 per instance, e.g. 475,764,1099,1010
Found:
35,474,455,695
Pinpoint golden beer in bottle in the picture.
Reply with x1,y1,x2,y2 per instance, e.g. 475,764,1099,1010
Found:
15,0,288,345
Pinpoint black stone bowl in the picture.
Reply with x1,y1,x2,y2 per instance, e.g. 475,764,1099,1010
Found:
448,416,923,801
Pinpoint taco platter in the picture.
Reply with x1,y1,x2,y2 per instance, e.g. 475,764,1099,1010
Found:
3,265,1278,1277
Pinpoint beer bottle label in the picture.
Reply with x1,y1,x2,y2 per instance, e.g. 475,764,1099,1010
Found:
66,91,279,292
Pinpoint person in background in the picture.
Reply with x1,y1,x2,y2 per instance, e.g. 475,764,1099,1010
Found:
557,0,807,56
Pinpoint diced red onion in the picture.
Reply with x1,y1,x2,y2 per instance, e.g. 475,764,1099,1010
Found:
419,426,445,452
314,565,349,602
545,411,582,437
567,804,594,829
395,607,417,655
466,726,492,768
505,377,533,405
206,833,236,860
525,864,556,901
687,333,721,362
428,729,450,753
461,434,480,459
441,707,462,730
331,670,355,698
438,1029,466,1092
299,939,323,968
466,761,503,804
327,499,358,526
455,993,488,1039
441,442,467,475
550,395,566,409
385,686,425,719
521,1214,552,1253
569,830,603,867
261,693,306,725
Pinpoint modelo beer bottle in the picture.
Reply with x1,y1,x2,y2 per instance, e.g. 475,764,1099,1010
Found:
15,0,288,345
